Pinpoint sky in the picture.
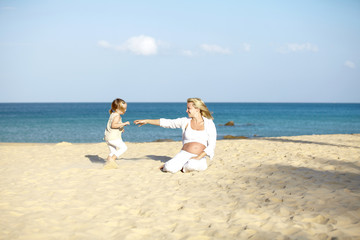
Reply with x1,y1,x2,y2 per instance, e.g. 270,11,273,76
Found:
0,0,359,103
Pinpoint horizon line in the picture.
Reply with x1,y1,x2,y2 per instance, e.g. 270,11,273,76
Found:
1,101,360,104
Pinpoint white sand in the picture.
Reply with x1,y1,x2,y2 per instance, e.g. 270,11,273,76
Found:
0,134,359,239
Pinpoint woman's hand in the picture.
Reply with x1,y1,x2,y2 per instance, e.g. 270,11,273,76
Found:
134,119,147,126
124,121,130,126
190,151,207,160
134,119,160,126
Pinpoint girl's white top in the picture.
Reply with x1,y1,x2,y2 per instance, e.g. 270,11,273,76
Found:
160,117,217,159
104,112,123,141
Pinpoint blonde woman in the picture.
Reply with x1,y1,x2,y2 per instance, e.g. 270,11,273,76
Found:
104,98,130,169
134,98,217,173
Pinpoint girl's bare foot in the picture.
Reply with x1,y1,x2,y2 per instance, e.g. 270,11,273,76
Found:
104,158,119,169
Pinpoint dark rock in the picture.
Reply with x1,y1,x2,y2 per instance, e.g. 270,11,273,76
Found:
223,135,248,139
224,121,235,126
153,139,175,142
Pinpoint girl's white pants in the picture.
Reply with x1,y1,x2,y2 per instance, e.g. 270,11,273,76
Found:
163,150,207,173
106,139,127,158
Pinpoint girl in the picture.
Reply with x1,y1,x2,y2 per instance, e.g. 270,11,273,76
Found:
104,98,130,169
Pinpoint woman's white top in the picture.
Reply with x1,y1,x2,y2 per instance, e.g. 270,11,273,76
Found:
160,117,217,159
183,123,208,147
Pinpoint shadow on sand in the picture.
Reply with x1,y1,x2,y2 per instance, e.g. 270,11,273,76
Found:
85,155,106,164
258,137,359,149
146,155,172,163
85,155,172,163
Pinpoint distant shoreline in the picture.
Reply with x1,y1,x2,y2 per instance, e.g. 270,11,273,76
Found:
1,133,359,144
1,102,360,104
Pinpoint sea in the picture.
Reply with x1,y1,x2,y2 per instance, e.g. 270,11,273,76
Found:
0,103,359,143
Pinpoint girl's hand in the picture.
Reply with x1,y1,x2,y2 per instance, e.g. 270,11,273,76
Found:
124,121,130,126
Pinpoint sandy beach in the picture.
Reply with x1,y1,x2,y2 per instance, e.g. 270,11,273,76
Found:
0,134,359,240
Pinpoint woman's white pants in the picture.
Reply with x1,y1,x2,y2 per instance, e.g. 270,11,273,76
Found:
106,139,127,158
163,150,207,173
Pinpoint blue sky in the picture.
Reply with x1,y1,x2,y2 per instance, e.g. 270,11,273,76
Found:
0,0,359,103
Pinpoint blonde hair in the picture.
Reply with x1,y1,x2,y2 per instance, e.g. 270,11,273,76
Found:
187,98,213,120
109,98,127,114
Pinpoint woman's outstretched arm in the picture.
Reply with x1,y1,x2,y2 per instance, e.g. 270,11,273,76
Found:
134,119,160,126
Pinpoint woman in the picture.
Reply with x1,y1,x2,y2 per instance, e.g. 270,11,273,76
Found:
134,98,217,173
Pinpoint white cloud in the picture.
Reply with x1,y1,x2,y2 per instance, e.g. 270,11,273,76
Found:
344,60,355,69
123,35,157,56
200,44,231,54
278,42,318,53
98,40,112,48
181,50,195,57
98,35,158,56
242,43,251,52
289,43,318,52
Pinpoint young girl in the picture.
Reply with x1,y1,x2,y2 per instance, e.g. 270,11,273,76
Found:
104,98,130,169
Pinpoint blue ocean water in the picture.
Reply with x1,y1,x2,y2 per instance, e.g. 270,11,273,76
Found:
0,103,359,143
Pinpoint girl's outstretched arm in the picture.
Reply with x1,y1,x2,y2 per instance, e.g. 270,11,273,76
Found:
111,115,130,129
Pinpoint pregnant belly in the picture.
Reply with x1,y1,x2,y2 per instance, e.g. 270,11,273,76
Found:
182,142,206,155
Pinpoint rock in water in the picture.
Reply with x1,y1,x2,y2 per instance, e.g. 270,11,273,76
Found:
225,121,235,126
223,135,248,139
153,139,175,142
